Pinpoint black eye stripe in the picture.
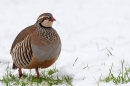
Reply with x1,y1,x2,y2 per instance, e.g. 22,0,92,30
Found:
40,17,51,23
44,17,51,20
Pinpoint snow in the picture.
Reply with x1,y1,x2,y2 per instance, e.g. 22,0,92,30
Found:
0,0,130,86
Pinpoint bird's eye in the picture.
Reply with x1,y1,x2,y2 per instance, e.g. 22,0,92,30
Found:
48,17,51,19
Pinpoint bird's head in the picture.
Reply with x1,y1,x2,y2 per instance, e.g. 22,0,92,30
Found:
37,13,56,28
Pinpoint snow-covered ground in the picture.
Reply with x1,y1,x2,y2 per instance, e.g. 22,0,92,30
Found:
0,0,130,86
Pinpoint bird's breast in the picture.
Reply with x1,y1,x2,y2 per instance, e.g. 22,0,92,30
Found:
31,42,61,62
30,28,61,62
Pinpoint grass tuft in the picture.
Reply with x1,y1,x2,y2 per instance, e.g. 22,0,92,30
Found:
63,76,73,86
0,63,73,86
101,60,130,84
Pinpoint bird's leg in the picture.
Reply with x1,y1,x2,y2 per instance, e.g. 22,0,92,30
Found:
18,68,22,77
35,67,40,78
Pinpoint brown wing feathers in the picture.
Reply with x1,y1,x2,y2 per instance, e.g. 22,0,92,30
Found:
10,25,34,53
11,25,34,69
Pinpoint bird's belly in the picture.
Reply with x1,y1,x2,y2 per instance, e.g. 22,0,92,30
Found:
31,43,61,62
23,55,59,69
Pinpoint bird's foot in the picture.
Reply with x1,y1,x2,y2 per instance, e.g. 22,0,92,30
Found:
19,74,27,78
18,68,27,78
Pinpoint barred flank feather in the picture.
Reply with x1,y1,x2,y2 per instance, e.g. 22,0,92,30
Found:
11,35,32,68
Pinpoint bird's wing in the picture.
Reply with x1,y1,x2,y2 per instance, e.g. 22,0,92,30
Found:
10,25,34,53
10,25,35,68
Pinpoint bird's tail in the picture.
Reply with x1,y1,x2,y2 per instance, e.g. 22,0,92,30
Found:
12,63,17,69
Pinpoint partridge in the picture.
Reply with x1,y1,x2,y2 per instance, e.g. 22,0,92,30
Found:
10,13,61,77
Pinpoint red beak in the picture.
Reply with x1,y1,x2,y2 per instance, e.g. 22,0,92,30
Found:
49,17,56,21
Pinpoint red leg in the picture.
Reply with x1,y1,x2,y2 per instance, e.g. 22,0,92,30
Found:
35,68,40,78
18,68,22,77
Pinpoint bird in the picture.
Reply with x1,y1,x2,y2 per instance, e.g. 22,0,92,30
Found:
10,12,61,77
